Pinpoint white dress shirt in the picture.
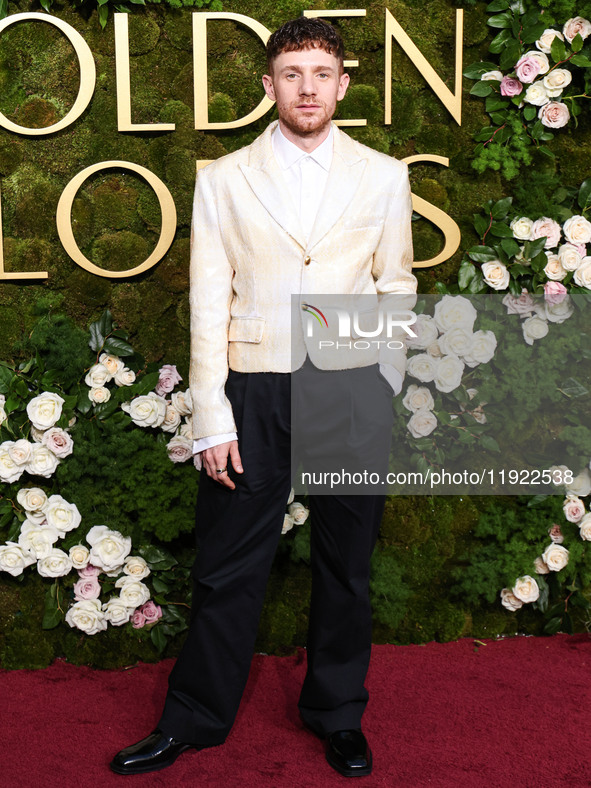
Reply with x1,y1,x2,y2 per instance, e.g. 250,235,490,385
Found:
193,125,401,460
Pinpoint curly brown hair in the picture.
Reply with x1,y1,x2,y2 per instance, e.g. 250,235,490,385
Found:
266,17,345,73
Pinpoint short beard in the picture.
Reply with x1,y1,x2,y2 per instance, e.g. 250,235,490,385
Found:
277,100,333,138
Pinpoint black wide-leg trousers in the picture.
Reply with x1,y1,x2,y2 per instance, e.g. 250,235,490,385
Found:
158,364,392,746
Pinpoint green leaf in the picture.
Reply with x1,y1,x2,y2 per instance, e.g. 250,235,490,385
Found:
578,179,591,210
522,23,548,45
98,4,109,28
138,544,178,570
103,337,135,357
42,586,63,630
491,196,513,220
523,105,536,121
499,40,522,71
523,237,547,259
530,250,548,273
485,96,510,113
557,378,589,398
543,616,562,634
470,82,494,97
77,389,92,415
501,238,520,257
458,259,477,290
480,434,500,452
467,245,498,262
486,0,509,10
473,214,490,237
571,33,584,53
489,29,512,53
150,625,168,653
487,11,513,28
489,221,514,238
570,54,591,67
463,61,500,79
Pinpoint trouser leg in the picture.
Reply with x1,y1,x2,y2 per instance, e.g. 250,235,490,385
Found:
158,371,292,746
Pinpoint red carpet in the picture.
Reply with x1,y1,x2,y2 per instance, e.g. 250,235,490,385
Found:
1,636,590,788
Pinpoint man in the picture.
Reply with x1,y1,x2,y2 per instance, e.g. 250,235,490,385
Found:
111,16,416,778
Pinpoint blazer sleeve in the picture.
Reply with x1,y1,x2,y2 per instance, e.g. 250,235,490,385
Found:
188,166,237,440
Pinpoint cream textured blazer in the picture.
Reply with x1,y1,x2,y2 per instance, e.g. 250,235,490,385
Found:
189,120,417,440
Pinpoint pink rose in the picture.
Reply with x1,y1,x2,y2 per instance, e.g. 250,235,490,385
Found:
515,56,542,84
155,364,183,396
166,436,193,464
73,577,101,601
563,495,585,523
140,600,163,623
538,101,570,129
500,76,523,97
131,610,147,629
563,16,591,44
42,427,74,459
502,290,536,316
531,217,561,248
78,564,101,578
548,524,564,544
543,281,567,305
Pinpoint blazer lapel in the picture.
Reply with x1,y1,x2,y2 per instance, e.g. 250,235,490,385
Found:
238,121,307,249
307,126,367,250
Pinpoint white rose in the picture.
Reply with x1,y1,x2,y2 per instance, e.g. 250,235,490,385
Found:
563,215,591,245
406,314,439,350
179,418,193,440
573,257,591,288
26,392,65,430
18,520,60,559
26,444,60,478
37,548,73,578
427,341,443,358
500,588,523,611
433,295,477,332
89,387,111,404
41,427,74,458
287,488,295,505
85,363,112,388
17,487,48,512
115,576,150,609
99,353,124,376
402,384,435,413
542,68,572,97
113,366,136,386
288,502,309,525
563,495,585,523
0,542,36,576
171,389,192,416
522,315,549,345
482,260,510,290
103,597,132,626
438,327,473,358
542,543,569,571
536,28,564,54
407,408,438,438
563,16,591,43
579,513,591,541
523,50,550,74
8,439,32,466
282,514,295,534
0,443,24,483
544,297,574,323
166,435,193,464
121,392,167,428
558,243,583,272
510,217,534,241
566,469,591,498
65,599,108,635
523,81,549,106
538,101,570,129
69,544,90,569
43,495,82,537
434,354,464,393
161,403,182,434
534,556,550,574
512,575,540,602
407,353,438,383
481,69,503,81
123,555,151,580
87,525,132,572
462,330,497,368
30,426,46,443
543,253,567,281
531,217,561,248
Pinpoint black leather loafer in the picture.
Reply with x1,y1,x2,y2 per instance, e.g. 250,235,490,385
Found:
110,730,196,775
325,729,373,777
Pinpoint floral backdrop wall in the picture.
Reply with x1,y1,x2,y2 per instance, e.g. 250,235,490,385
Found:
1,0,591,668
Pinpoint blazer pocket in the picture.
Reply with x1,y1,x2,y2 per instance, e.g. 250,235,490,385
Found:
228,316,265,343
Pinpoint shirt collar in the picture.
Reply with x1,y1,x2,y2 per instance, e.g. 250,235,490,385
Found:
272,124,334,172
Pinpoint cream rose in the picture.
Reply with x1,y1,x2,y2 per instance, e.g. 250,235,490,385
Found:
438,327,473,358
69,544,91,569
179,418,193,440
161,403,182,434
544,296,574,323
523,50,550,74
543,253,567,281
402,384,435,413
123,555,151,580
563,495,585,523
407,354,438,383
463,330,497,368
500,588,523,611
558,243,583,272
574,257,591,288
17,487,48,512
482,260,510,290
65,599,108,635
282,514,295,534
114,367,136,387
433,295,477,332
407,408,438,438
171,389,192,416
405,314,439,350
0,443,23,484
531,217,561,248
0,542,36,576
579,513,591,541
88,387,111,405
85,363,112,388
427,341,443,358
44,495,82,537
37,548,73,578
99,353,124,376
522,315,549,345
288,502,309,525
566,469,591,498
26,444,60,478
563,215,591,245
434,354,464,393
287,488,295,505
543,68,572,97
87,525,132,573
26,392,65,431
542,543,569,571
512,575,540,603
166,435,193,464
536,28,564,53
503,290,536,316
103,597,132,626
115,576,151,609
510,217,534,241
121,392,167,428
534,556,550,574
539,101,570,128
18,520,60,559
563,16,591,43
41,427,74,458
8,439,32,466
523,82,549,106
481,69,503,81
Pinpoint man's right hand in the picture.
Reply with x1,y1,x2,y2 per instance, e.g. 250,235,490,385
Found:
201,440,243,490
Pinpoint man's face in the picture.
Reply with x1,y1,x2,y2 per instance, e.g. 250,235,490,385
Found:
262,46,349,140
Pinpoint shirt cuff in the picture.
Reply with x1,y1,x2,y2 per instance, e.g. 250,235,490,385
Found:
192,433,238,470
379,364,403,396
